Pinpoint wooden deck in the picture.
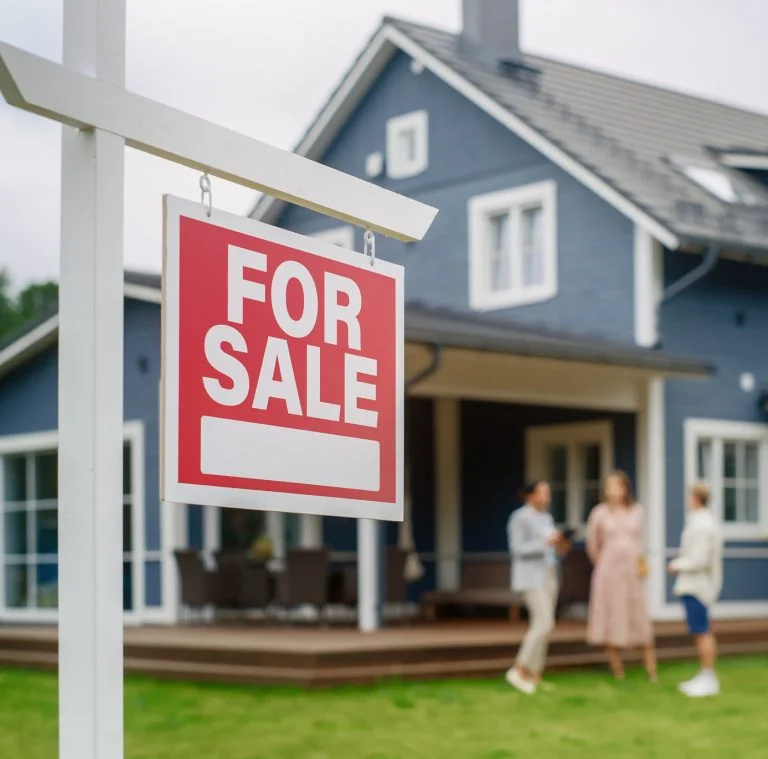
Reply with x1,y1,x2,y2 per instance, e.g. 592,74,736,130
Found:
1,618,767,687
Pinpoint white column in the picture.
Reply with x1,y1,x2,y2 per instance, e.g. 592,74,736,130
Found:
435,398,462,591
58,1,126,757
638,376,666,619
633,226,662,348
266,511,286,567
202,506,220,567
357,519,380,632
162,502,186,624
299,514,323,548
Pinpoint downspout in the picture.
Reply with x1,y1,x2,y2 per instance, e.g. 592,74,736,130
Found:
661,244,719,304
399,344,443,583
656,244,719,346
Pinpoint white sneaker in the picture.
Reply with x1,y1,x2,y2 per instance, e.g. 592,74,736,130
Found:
505,668,536,695
679,672,720,698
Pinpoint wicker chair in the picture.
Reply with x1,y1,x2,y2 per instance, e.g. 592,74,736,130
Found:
174,550,215,620
275,547,330,621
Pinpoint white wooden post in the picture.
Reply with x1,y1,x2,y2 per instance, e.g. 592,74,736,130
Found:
0,8,435,754
57,1,125,757
358,518,381,632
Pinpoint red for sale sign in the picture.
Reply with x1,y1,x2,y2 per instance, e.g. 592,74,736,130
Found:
161,196,404,521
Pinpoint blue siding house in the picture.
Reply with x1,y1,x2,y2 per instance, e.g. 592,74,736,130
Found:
1,0,768,624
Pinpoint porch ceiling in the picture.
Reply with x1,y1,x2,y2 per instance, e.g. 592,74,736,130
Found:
404,304,713,379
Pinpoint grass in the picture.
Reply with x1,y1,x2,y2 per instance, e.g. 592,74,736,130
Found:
1,658,768,758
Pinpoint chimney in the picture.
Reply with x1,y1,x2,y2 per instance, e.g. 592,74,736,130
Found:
460,0,523,70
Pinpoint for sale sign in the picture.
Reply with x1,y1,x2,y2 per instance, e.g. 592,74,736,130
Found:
161,196,404,521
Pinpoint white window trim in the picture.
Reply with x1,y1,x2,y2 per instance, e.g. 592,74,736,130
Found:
0,422,146,623
386,109,429,180
468,180,558,311
311,226,355,250
525,420,614,531
684,418,768,541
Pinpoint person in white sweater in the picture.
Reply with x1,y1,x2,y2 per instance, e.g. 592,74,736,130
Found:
668,483,723,698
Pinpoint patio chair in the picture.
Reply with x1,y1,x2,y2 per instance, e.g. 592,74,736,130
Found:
174,550,215,621
212,550,247,616
386,546,409,623
275,547,330,622
239,562,272,613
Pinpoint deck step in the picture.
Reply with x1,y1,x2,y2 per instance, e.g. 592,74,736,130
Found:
0,636,766,687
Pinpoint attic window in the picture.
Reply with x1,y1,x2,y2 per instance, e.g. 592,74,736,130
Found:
386,110,429,180
671,156,766,206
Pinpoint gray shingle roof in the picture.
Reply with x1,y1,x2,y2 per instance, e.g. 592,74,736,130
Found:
388,17,768,251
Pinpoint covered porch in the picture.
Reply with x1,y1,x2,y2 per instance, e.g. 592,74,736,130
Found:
177,306,712,631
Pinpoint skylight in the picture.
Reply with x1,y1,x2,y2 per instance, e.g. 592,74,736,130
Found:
671,156,766,206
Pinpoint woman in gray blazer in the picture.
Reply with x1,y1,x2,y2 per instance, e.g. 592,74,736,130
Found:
505,480,565,695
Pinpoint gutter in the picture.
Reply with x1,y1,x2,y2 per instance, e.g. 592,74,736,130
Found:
405,344,442,391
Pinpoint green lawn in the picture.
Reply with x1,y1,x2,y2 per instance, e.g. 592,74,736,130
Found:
2,658,767,758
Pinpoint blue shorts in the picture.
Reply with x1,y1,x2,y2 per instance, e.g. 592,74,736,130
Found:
682,595,710,635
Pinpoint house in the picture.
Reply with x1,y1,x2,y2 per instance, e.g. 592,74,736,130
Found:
1,0,767,626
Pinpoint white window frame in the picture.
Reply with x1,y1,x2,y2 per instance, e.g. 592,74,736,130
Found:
0,422,145,623
684,418,768,540
526,420,614,531
469,180,558,311
311,226,355,250
386,110,429,180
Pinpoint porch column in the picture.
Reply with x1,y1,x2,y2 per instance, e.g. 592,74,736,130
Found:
203,506,220,566
435,398,462,591
637,376,666,618
299,515,323,548
357,519,381,631
162,501,187,623
266,511,286,567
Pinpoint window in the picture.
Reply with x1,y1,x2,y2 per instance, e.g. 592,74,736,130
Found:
670,156,767,207
685,419,768,539
1,438,138,615
386,110,429,179
311,226,354,250
469,181,557,310
526,420,613,529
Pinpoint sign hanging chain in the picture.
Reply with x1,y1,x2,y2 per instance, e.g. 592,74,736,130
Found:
364,229,376,267
199,172,213,217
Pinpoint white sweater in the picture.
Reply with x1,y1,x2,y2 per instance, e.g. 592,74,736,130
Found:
670,509,723,607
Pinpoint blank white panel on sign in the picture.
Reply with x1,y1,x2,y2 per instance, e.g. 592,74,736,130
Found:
200,416,380,492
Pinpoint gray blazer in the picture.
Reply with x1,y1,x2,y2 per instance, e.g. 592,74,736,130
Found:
507,505,557,593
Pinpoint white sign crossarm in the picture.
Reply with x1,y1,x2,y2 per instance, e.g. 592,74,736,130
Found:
0,41,438,242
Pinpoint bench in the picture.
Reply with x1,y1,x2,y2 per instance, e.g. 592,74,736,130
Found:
420,560,524,622
420,549,593,622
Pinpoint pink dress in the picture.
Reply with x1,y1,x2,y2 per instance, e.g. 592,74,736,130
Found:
586,503,654,648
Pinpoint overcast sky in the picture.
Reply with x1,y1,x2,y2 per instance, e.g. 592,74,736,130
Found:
2,0,767,287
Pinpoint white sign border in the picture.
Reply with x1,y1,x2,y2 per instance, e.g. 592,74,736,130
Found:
161,195,404,522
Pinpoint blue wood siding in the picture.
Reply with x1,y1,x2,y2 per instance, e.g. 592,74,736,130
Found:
0,299,165,610
275,51,635,341
461,401,635,554
0,349,59,436
662,251,768,602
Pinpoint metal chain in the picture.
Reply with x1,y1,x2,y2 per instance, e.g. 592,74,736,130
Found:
363,229,376,267
199,172,212,217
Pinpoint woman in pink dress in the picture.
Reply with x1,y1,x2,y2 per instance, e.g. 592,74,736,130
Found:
587,470,657,681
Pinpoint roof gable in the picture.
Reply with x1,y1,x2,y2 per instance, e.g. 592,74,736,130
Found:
251,17,768,254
